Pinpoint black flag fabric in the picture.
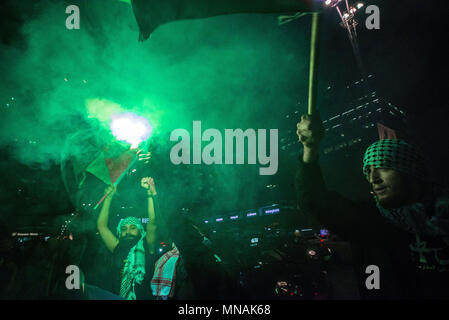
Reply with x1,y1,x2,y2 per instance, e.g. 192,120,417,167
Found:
130,0,315,41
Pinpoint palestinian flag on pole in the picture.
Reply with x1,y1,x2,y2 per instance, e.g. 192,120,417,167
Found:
130,0,315,41
61,127,141,213
87,147,139,210
86,148,136,186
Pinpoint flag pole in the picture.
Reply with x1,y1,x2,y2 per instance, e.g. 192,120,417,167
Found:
308,12,321,115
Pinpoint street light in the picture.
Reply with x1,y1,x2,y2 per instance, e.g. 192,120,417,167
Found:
321,0,366,80
324,0,343,7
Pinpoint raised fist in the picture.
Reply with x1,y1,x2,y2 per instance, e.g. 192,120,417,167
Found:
141,177,157,196
296,113,325,149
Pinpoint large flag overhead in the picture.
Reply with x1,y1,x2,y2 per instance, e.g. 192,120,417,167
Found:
130,0,314,40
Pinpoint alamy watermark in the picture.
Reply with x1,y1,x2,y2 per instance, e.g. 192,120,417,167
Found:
365,265,380,290
169,121,278,175
66,4,380,31
365,5,380,30
65,5,80,30
65,265,81,290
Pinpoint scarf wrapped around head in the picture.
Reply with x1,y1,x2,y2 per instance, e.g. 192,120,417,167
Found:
362,140,449,238
116,217,147,300
362,139,427,181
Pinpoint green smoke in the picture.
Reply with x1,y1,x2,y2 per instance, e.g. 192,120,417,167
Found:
0,0,311,217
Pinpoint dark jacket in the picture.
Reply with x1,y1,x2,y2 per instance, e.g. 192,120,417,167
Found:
295,158,449,299
166,214,240,299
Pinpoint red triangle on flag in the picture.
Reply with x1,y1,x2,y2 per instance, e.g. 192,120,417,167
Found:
105,149,136,184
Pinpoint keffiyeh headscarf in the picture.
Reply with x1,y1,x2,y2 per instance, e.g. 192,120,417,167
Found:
362,139,427,181
116,217,147,300
362,140,449,238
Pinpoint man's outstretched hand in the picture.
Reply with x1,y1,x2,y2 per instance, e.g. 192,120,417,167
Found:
137,150,151,164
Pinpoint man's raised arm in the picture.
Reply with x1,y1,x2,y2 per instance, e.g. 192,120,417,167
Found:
97,185,119,253
141,177,157,254
295,113,393,242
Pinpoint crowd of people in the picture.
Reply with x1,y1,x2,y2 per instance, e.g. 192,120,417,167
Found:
1,113,449,299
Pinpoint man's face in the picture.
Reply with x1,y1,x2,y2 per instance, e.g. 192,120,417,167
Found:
366,165,411,209
120,224,140,243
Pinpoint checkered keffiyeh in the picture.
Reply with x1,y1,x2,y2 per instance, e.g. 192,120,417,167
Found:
151,247,180,299
362,139,427,181
116,217,147,300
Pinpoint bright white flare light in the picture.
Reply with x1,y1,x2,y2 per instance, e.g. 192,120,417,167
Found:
324,0,342,6
110,113,152,148
357,2,364,9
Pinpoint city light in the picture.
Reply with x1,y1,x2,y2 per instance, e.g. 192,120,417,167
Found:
264,208,280,215
324,0,343,7
322,0,364,49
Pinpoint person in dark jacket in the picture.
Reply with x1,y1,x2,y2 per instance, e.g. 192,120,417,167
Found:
96,175,237,300
295,113,449,299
